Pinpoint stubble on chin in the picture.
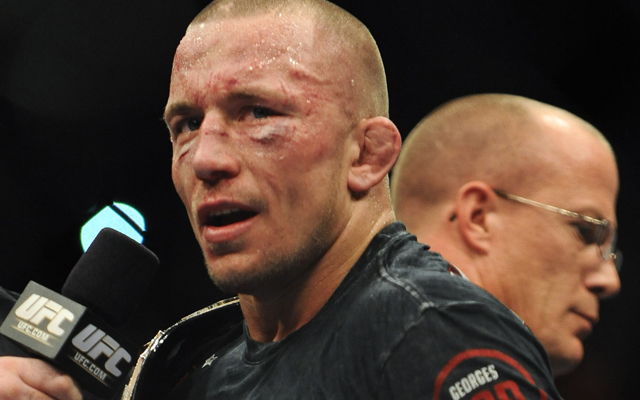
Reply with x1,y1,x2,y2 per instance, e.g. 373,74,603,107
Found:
204,213,337,296
205,238,327,295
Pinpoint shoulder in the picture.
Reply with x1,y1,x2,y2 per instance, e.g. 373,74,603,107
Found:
345,224,561,399
360,224,541,357
366,223,509,314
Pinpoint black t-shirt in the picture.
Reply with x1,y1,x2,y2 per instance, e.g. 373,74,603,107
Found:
152,222,562,399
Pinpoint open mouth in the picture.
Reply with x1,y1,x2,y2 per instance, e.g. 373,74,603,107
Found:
206,209,258,227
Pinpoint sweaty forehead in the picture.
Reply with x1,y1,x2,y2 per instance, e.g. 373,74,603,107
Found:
166,12,358,118
174,13,321,74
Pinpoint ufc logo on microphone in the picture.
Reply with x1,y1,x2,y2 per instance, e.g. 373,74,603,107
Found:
14,294,75,336
71,324,132,377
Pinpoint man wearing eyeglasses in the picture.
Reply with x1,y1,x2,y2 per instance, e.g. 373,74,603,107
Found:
391,93,621,377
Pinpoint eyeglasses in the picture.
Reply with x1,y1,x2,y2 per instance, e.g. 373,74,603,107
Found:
493,189,622,271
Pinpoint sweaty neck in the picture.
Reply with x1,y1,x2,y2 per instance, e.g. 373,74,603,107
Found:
239,201,395,343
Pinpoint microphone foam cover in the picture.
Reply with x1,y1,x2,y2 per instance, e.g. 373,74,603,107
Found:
62,228,159,327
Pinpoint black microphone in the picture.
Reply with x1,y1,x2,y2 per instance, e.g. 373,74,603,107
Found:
0,228,159,398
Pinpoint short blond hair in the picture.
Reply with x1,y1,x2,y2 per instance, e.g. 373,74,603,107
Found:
188,0,388,119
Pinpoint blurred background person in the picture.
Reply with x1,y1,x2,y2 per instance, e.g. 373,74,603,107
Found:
391,93,621,377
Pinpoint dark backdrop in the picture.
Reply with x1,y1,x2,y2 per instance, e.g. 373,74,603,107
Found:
1,1,638,398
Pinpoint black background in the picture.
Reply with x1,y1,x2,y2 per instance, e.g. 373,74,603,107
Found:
1,1,638,398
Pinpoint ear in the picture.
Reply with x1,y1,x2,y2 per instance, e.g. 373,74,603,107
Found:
347,117,402,193
453,181,499,254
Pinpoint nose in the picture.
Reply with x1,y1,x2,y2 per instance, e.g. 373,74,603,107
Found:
191,116,241,184
585,258,621,299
